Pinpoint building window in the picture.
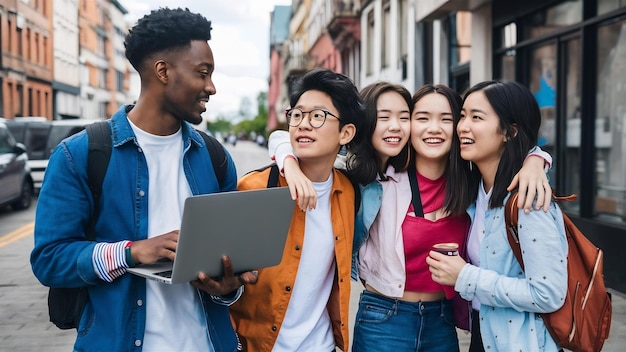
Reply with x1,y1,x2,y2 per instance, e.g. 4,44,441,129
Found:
16,84,23,117
598,0,626,15
528,44,558,188
116,70,124,92
8,19,12,53
366,10,374,75
97,34,106,56
43,36,48,66
17,27,22,57
99,102,108,119
453,12,471,65
25,28,31,60
562,38,582,214
522,0,582,41
399,0,408,79
34,32,39,64
496,22,517,82
595,18,626,223
99,68,107,89
28,88,33,116
381,0,391,69
36,90,41,116
7,82,13,117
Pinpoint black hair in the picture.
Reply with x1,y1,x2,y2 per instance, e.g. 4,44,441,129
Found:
289,68,364,149
460,80,541,209
124,7,213,72
345,81,412,185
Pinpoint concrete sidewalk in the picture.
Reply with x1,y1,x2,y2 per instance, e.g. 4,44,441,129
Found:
1,232,625,351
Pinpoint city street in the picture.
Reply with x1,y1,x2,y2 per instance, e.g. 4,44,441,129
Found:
0,140,624,351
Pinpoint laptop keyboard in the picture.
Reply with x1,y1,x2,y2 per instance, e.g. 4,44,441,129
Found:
155,270,173,278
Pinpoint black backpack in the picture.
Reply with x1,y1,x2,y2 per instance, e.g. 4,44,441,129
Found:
48,120,229,329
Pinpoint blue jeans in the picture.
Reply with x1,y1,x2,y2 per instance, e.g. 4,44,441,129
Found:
352,290,459,352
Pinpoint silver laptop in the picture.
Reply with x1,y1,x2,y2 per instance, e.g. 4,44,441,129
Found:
127,187,294,284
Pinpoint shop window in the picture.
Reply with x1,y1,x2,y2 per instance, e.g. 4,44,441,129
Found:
598,0,626,16
563,38,582,214
528,44,557,190
500,22,517,49
499,53,516,81
522,0,582,40
448,12,471,93
450,12,472,66
595,19,626,223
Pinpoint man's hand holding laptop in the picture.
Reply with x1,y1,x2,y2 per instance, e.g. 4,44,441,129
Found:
192,256,259,296
128,230,258,295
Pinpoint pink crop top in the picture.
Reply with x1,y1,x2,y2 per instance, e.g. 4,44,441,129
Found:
401,172,470,299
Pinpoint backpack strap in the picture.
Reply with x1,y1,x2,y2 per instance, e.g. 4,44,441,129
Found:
255,164,360,212
267,164,280,188
338,169,360,213
243,163,280,188
407,167,424,217
85,121,112,242
505,191,524,270
197,130,228,190
505,190,578,272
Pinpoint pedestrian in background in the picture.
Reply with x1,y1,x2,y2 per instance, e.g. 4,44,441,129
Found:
229,68,362,351
31,7,256,351
427,80,567,351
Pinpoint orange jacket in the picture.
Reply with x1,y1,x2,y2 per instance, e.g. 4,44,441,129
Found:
230,166,355,351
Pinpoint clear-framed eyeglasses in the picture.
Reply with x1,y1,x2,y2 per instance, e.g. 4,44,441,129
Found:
285,108,340,128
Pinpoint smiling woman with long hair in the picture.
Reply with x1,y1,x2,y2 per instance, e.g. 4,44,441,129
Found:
427,81,568,352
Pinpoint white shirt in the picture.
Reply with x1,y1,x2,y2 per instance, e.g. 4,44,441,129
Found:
467,179,491,311
273,174,336,352
129,119,212,352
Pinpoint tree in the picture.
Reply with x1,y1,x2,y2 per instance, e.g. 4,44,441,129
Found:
205,117,232,134
233,92,269,139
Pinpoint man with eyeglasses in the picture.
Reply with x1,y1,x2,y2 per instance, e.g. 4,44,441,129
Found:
229,68,364,351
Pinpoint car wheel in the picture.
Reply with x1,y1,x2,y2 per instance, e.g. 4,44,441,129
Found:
12,180,33,210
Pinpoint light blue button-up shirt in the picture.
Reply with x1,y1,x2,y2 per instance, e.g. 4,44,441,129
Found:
456,193,568,351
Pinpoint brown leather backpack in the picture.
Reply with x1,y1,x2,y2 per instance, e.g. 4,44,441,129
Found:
505,192,612,352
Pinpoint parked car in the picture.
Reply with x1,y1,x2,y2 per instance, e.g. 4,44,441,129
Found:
4,118,95,190
0,121,34,210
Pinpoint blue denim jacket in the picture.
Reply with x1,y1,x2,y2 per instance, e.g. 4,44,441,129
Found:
456,194,568,351
351,180,383,281
30,106,239,352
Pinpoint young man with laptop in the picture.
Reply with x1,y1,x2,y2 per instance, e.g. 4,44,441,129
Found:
30,8,256,352
229,68,364,351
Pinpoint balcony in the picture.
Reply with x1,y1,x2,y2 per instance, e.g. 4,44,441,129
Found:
284,53,313,77
328,0,361,45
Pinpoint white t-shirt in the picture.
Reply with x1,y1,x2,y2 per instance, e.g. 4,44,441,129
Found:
273,174,336,352
467,179,491,311
129,119,212,352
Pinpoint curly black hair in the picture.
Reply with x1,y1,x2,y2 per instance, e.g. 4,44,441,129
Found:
124,7,212,71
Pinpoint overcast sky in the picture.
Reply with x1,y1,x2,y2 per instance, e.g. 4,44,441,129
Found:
119,0,291,122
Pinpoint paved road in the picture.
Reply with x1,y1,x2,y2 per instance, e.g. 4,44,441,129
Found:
1,140,624,351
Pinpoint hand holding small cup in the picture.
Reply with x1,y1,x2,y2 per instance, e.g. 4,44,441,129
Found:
426,243,467,286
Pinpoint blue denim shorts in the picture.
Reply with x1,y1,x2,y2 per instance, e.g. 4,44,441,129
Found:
352,289,459,352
